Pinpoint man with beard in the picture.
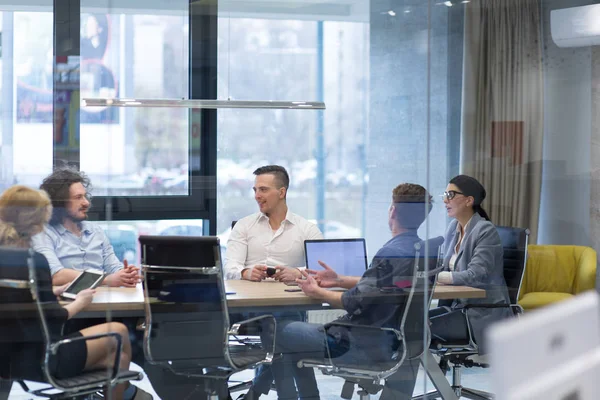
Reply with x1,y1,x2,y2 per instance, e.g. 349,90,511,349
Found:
32,167,140,287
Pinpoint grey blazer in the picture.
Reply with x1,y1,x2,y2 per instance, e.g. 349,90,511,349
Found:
443,213,512,350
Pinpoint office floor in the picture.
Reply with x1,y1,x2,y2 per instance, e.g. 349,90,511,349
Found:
7,363,492,399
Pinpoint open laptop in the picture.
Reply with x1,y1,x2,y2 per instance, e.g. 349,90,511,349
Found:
304,238,368,277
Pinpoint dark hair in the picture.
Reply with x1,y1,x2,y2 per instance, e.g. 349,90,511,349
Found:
392,183,432,230
40,168,91,225
449,175,490,221
253,165,290,190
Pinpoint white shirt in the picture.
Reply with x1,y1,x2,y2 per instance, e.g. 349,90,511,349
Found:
439,215,475,284
449,253,458,272
224,211,323,280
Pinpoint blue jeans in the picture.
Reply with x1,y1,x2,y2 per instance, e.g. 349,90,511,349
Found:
274,321,420,400
231,311,309,399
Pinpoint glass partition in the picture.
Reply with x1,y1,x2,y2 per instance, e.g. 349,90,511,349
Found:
0,0,598,398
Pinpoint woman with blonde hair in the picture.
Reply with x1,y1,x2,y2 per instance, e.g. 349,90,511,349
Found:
0,185,53,247
0,185,151,400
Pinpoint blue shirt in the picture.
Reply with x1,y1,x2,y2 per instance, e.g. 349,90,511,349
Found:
341,231,423,328
31,222,123,276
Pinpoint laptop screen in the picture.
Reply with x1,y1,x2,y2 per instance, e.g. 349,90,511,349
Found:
304,239,368,277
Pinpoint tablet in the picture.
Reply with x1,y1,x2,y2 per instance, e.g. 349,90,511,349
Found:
62,270,106,299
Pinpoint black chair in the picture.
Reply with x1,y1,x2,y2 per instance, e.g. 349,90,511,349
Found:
0,247,142,399
414,226,530,400
140,236,275,400
297,239,444,400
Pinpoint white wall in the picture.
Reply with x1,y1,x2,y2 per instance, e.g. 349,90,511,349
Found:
538,0,595,246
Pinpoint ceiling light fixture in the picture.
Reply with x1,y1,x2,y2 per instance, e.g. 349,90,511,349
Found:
82,98,326,110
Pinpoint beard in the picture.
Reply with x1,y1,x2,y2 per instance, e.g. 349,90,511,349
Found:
66,208,88,223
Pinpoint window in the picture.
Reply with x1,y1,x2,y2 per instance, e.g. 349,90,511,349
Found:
79,12,191,197
8,10,55,188
0,1,210,223
216,17,371,246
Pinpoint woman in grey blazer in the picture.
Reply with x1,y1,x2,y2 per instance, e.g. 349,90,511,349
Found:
430,175,512,352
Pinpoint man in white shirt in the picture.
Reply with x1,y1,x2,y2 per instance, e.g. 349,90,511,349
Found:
224,165,323,281
225,165,322,400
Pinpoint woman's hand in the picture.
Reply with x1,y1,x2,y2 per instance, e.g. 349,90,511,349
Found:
52,283,70,297
64,288,96,319
74,288,96,307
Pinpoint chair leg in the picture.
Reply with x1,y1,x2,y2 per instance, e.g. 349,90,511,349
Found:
461,387,494,400
451,365,462,398
412,391,442,399
228,380,253,394
0,379,11,400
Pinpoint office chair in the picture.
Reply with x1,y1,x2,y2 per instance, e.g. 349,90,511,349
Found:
141,237,275,400
297,239,443,400
0,247,142,399
414,226,530,400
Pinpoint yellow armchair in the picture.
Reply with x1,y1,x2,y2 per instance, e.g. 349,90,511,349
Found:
518,245,597,310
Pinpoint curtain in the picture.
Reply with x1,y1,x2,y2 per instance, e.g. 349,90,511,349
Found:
461,0,544,242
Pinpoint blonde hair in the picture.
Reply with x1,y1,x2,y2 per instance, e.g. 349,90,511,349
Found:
0,185,52,248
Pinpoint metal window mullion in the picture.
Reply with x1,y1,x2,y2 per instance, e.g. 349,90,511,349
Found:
53,0,80,168
190,0,217,235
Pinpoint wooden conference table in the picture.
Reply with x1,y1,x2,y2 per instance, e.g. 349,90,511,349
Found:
72,281,484,400
72,279,485,314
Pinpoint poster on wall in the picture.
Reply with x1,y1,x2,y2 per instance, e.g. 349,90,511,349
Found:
15,13,120,132
80,13,119,124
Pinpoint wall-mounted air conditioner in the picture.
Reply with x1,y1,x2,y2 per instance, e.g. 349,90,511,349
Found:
551,4,600,48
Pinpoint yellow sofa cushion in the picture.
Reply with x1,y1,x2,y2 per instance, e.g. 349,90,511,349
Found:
521,245,597,296
519,292,574,310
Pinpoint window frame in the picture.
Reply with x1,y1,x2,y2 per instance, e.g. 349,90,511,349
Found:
50,0,217,231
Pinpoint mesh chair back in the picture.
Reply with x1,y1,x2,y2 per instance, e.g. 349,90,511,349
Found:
401,237,444,360
0,248,63,380
142,237,233,373
495,226,530,304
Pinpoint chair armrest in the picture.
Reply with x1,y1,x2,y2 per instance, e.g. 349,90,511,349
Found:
229,314,276,361
229,314,276,336
323,321,401,338
47,332,122,388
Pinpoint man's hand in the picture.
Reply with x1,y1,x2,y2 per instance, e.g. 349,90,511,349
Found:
272,266,302,282
307,260,341,288
296,270,325,299
123,260,142,282
104,261,140,288
242,265,268,281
